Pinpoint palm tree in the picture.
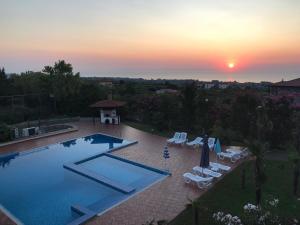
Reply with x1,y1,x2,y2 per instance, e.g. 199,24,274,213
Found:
247,140,268,205
247,105,272,205
186,198,203,225
289,112,300,196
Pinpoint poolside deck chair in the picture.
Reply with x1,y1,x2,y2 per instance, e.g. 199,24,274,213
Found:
193,166,222,178
199,137,216,149
167,132,181,144
186,137,203,147
217,151,240,163
183,172,213,189
208,138,216,150
226,148,249,158
209,162,231,172
174,132,187,145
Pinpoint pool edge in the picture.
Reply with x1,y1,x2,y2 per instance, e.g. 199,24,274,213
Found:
0,204,23,225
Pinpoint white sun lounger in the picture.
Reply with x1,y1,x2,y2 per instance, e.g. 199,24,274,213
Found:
226,148,249,158
174,132,187,144
209,162,231,172
183,172,213,189
199,137,216,149
193,166,222,178
186,137,203,147
217,151,240,163
208,138,216,149
167,132,181,143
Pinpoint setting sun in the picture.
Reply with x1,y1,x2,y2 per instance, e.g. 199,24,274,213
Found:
228,62,235,69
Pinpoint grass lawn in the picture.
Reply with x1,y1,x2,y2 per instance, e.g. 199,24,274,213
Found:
170,160,300,225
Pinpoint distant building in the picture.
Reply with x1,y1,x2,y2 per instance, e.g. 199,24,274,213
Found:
219,83,230,89
201,80,232,89
270,78,300,94
98,81,113,87
203,83,215,89
270,78,300,108
156,89,179,94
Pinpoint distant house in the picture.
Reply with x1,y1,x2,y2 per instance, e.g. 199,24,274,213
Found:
270,78,300,108
203,83,215,89
155,89,179,94
98,81,113,87
270,78,300,95
219,83,230,89
201,80,231,89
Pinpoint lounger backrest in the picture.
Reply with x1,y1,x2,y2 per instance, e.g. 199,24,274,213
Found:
180,132,187,140
208,138,215,144
174,132,181,139
196,137,203,142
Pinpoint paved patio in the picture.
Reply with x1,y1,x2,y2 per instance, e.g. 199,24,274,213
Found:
0,119,243,225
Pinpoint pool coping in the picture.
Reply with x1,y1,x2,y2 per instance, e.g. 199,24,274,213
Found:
0,132,137,158
0,126,78,148
0,205,23,225
63,162,136,194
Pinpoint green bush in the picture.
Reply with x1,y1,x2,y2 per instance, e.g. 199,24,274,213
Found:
211,124,243,145
0,123,11,142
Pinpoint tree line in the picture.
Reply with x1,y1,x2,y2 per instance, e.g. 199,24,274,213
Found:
1,60,299,203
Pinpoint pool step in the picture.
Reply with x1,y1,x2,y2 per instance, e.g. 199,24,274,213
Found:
69,205,97,225
63,163,135,194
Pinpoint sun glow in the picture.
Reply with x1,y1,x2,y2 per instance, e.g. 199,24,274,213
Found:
228,62,235,69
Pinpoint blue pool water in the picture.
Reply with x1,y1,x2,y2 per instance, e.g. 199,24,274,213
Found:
0,134,167,225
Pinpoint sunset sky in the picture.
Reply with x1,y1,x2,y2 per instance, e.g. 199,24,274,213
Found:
1,0,300,82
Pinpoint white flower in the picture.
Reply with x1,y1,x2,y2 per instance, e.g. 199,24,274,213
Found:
268,198,279,207
243,203,259,213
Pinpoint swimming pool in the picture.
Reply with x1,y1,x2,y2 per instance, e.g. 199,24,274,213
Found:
0,133,169,225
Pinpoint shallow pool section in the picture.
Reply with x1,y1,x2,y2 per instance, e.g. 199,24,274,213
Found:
0,133,168,225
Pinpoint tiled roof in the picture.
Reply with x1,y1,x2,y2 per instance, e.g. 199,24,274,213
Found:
90,100,126,108
272,78,300,87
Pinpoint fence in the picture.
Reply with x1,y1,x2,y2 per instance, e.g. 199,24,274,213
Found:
0,93,55,125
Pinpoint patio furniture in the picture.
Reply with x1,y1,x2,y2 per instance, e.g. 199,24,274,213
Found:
226,147,249,158
174,132,187,145
183,172,213,189
193,166,222,178
209,162,231,172
199,137,216,149
186,137,203,147
208,138,216,150
217,151,240,163
167,132,181,143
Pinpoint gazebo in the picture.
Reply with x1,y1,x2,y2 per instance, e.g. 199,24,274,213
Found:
90,100,126,125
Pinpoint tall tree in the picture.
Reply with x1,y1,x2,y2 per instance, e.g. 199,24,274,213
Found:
0,67,8,95
248,105,272,205
232,92,261,138
42,60,81,112
181,82,197,132
0,67,6,80
265,97,294,148
290,112,300,196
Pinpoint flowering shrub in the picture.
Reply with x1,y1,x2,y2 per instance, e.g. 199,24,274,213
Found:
213,198,298,225
213,212,242,225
